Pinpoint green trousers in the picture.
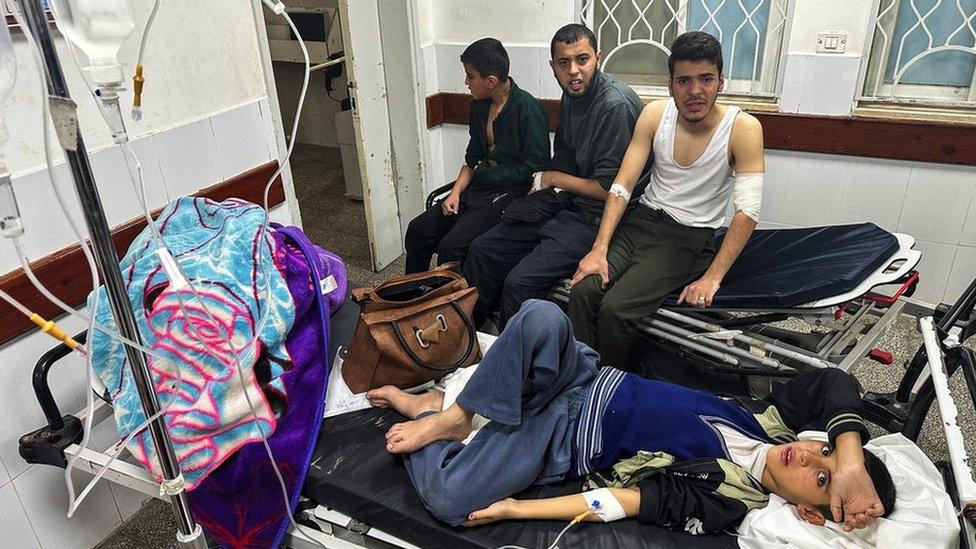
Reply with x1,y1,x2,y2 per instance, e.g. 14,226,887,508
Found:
567,206,715,370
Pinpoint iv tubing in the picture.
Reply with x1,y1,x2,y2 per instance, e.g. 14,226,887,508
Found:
62,3,324,544
15,0,194,532
16,3,322,544
132,0,160,119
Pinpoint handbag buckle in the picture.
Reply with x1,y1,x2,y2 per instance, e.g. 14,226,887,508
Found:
414,314,448,349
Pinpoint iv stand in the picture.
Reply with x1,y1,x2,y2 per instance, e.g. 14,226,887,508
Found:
20,2,206,547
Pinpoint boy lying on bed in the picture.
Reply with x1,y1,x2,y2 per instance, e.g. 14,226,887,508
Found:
366,300,895,535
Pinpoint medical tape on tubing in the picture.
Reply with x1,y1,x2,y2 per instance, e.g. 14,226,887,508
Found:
159,473,187,497
582,488,627,522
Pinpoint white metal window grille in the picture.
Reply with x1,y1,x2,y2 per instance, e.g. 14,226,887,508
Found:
862,0,976,107
577,0,790,97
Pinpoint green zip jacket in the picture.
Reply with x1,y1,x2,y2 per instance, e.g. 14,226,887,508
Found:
463,79,550,197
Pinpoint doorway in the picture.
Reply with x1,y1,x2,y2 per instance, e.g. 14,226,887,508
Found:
261,0,426,284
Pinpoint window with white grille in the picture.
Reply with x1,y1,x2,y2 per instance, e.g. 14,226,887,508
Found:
577,0,790,98
862,0,976,108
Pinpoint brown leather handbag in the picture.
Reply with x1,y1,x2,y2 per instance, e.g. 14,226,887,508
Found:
342,265,482,394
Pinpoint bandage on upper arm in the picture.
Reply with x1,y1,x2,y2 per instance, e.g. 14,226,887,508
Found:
732,172,763,221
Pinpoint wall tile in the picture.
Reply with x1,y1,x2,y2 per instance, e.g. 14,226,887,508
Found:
9,164,85,262
507,45,542,97
122,136,171,210
258,97,282,162
756,220,792,230
838,157,911,231
945,246,976,304
15,465,122,549
0,454,9,486
425,129,445,196
422,45,438,95
0,482,41,549
959,187,976,247
435,44,467,93
778,152,851,226
538,48,561,100
779,54,860,116
89,146,152,229
154,117,221,199
211,101,273,182
267,204,295,227
910,240,957,306
897,163,976,245
758,152,792,223
109,483,151,522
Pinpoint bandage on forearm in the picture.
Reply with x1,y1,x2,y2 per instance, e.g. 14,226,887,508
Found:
608,183,631,202
582,488,626,522
732,172,763,221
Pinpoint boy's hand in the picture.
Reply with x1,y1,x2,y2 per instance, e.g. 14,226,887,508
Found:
441,192,461,216
830,464,884,532
463,498,517,526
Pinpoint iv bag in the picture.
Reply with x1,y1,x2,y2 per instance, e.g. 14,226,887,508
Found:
48,0,134,86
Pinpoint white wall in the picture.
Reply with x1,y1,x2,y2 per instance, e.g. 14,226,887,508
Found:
0,2,290,547
416,0,976,307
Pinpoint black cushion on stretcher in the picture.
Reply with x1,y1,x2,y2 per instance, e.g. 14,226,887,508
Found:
664,222,900,309
304,407,736,549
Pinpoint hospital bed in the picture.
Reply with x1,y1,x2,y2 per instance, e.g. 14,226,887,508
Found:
548,222,921,382
16,232,976,549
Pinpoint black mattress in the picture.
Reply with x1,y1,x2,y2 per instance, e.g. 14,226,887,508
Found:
664,222,900,309
304,407,736,549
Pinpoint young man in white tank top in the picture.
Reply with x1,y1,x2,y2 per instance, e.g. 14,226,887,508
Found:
567,32,766,370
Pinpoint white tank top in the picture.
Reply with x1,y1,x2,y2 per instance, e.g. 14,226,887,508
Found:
639,99,740,228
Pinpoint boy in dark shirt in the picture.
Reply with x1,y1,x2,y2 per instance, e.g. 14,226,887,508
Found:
368,301,894,534
404,38,550,274
461,24,652,328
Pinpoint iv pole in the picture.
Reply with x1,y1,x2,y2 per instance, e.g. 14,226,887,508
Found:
20,1,206,546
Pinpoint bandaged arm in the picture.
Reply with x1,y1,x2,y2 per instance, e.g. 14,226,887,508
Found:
693,115,765,287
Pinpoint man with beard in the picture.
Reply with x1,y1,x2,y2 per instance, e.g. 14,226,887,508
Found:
462,24,652,330
569,31,766,369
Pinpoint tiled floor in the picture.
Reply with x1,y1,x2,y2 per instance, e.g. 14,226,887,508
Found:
95,144,976,546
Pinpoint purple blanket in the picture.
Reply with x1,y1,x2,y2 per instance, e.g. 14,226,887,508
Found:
89,198,345,548
190,225,346,548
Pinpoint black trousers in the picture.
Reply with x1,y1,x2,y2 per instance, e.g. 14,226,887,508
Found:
462,208,599,328
404,190,514,274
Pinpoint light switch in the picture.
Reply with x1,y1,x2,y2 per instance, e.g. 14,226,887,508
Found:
817,32,847,53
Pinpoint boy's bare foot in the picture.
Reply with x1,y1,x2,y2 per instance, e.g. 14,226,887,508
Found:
366,385,444,419
384,403,473,454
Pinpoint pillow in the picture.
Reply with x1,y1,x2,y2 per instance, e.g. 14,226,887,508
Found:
736,432,959,548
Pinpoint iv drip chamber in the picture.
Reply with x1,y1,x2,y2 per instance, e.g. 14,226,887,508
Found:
48,0,135,86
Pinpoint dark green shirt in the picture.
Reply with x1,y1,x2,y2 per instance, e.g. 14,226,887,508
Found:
464,79,551,197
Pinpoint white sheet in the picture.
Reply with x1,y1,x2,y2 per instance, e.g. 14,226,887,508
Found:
736,432,959,549
323,333,497,422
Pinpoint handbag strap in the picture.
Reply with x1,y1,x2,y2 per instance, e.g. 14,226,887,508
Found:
390,301,476,372
353,263,463,305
